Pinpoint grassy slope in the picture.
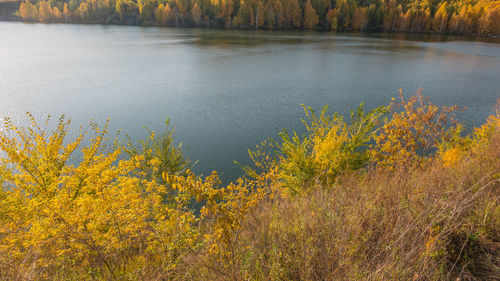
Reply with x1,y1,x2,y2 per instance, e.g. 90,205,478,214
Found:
0,98,498,280
216,137,499,280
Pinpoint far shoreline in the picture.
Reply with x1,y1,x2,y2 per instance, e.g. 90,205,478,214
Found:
1,18,499,45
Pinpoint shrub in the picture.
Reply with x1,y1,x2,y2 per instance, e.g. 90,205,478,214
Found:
0,94,498,280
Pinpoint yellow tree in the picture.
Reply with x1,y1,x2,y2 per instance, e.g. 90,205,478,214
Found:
304,0,319,29
233,0,251,27
77,2,89,20
0,115,203,278
19,1,38,21
256,1,264,28
191,2,201,24
18,1,28,19
212,0,233,27
479,2,500,34
275,0,285,29
52,6,62,21
115,0,126,19
449,5,467,34
432,1,448,33
383,0,401,32
326,8,339,30
398,9,411,31
372,89,459,168
62,3,71,22
264,0,277,29
38,1,52,22
155,3,172,25
287,0,301,28
138,0,156,24
353,6,368,31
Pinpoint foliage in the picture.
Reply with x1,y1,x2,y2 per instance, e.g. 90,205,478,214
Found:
303,0,319,29
372,88,460,168
15,0,500,34
0,93,499,280
0,115,205,279
164,167,278,279
124,118,189,184
275,103,386,195
207,95,500,280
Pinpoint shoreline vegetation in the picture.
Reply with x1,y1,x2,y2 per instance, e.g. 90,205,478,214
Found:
0,91,499,280
0,0,497,35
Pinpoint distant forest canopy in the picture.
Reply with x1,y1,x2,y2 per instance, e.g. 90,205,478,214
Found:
15,0,500,34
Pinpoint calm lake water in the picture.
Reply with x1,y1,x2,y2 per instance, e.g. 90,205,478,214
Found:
1,22,499,181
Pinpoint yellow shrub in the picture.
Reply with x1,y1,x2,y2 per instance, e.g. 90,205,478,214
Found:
163,166,278,277
473,103,500,148
441,146,462,167
275,103,386,195
372,89,459,168
0,115,199,279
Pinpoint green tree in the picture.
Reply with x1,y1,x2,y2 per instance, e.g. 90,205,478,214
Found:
125,119,189,185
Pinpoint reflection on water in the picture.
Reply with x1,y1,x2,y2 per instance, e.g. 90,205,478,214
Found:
0,22,499,182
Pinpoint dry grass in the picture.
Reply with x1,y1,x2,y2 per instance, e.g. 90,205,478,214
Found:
200,131,500,280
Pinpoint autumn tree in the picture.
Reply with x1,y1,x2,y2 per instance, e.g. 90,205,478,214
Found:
310,0,328,28
398,8,411,31
479,2,500,34
38,1,52,22
192,2,201,24
77,2,89,20
18,0,37,20
339,0,358,29
62,3,71,22
326,8,339,30
432,1,448,33
353,6,368,31
138,0,156,24
233,0,251,26
115,0,127,19
304,0,319,29
264,0,277,28
155,3,173,25
383,0,401,32
256,1,264,28
211,0,232,27
286,0,301,28
52,6,62,20
15,0,500,34
275,0,285,29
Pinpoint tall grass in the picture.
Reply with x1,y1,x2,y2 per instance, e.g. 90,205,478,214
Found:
213,133,499,280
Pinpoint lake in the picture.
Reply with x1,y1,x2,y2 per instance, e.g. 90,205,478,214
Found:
1,21,499,182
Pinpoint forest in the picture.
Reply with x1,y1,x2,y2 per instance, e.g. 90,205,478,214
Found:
14,0,500,34
0,91,499,280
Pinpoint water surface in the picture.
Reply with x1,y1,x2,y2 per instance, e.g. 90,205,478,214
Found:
1,22,499,181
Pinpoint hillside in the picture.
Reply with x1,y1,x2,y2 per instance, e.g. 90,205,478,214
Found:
0,92,499,280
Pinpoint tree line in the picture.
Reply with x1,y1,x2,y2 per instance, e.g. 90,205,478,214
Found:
17,0,500,34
